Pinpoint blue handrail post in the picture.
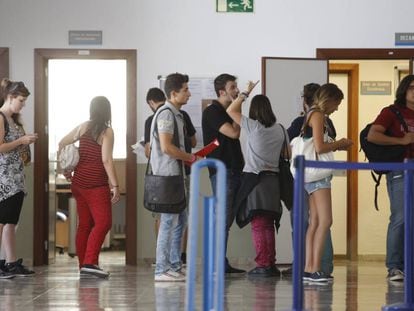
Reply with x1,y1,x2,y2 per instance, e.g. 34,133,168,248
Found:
383,159,414,311
292,155,306,311
203,196,215,310
185,159,227,311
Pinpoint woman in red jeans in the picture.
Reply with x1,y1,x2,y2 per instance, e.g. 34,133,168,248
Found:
59,96,120,278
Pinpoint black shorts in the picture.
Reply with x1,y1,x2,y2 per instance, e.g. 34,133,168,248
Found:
0,192,25,225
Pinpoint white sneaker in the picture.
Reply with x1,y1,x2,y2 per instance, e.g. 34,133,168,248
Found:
80,265,109,278
387,268,404,282
175,268,186,277
155,270,186,282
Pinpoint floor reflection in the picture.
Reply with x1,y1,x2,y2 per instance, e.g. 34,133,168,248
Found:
154,282,185,311
0,252,409,310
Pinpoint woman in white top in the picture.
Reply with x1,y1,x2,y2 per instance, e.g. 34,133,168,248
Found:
301,83,352,282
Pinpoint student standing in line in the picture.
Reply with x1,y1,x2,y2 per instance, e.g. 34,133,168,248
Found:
59,96,120,278
144,87,196,264
284,83,335,278
301,83,352,283
0,79,37,279
151,73,200,282
202,73,245,274
368,74,414,282
144,88,166,242
228,81,288,278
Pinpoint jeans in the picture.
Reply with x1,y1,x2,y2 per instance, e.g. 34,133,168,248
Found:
210,169,241,268
290,189,334,274
155,210,187,275
386,170,404,272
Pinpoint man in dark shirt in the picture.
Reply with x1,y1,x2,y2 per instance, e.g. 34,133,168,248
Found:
202,73,245,274
144,88,166,158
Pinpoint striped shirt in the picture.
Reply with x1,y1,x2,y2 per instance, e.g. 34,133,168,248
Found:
71,132,108,188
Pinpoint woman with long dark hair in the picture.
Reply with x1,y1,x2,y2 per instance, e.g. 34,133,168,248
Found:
59,96,119,278
0,78,38,279
228,82,288,277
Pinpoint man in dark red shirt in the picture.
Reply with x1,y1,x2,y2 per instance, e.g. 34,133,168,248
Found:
368,74,414,282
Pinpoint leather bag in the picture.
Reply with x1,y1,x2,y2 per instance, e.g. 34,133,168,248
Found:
278,125,293,210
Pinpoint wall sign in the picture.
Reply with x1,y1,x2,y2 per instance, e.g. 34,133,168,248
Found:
395,32,414,46
216,0,254,13
360,81,392,95
68,31,102,45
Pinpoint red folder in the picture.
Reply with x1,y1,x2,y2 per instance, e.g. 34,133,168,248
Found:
185,138,220,166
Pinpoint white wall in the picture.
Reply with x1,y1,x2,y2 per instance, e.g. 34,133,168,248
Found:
1,0,414,262
1,0,413,136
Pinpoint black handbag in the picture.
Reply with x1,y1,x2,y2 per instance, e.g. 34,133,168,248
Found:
143,108,186,214
279,125,294,210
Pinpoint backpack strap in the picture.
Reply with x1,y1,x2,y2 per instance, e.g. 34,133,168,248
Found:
388,105,408,133
371,171,382,211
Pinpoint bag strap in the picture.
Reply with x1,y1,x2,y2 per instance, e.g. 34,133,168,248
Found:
0,111,9,137
300,108,324,137
279,124,289,160
371,171,382,211
389,105,408,133
146,107,183,176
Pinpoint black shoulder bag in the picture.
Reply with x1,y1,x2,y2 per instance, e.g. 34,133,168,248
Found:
278,124,294,211
143,108,186,214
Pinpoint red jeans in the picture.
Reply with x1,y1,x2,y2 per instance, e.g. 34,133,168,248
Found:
71,184,112,267
251,213,276,268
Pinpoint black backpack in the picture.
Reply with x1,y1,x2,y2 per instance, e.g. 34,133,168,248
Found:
359,105,408,210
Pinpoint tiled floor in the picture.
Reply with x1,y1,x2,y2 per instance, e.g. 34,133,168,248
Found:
0,251,406,310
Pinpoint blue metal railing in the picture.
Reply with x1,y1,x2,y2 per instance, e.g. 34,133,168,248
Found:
291,156,414,311
185,159,227,311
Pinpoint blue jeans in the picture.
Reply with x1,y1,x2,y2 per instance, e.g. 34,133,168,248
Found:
290,189,334,274
210,169,241,268
155,210,187,275
386,170,404,272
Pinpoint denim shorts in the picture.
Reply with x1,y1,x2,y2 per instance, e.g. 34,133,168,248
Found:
304,175,332,195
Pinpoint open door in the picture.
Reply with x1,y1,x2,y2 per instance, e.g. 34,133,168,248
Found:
261,57,328,263
411,58,414,74
0,48,9,80
34,49,137,266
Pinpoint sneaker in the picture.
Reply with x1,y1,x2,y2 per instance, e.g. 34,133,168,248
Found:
0,269,14,279
302,271,311,281
387,268,404,282
248,266,280,278
225,265,246,274
171,268,186,277
80,264,109,278
282,267,293,277
307,271,329,283
155,270,186,282
5,259,35,277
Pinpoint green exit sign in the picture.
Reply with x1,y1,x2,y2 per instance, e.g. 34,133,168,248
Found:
216,0,254,13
